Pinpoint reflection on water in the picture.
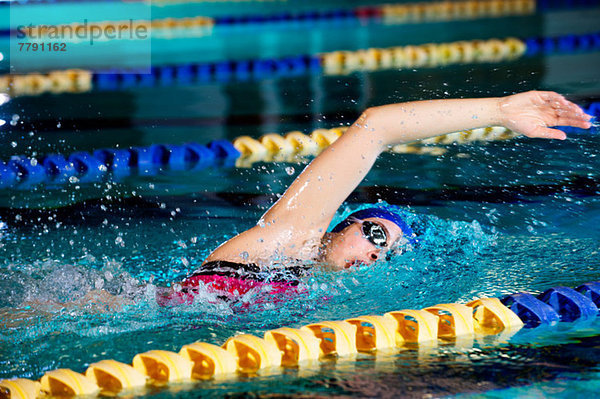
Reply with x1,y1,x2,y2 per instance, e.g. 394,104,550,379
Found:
1,194,600,392
0,132,599,395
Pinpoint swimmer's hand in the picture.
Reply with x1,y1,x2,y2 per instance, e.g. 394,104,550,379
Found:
67,289,134,313
5,290,132,325
498,91,592,140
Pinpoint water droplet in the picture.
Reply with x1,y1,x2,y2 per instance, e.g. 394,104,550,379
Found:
285,166,295,175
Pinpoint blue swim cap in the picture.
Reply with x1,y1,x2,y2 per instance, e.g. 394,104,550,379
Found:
331,207,417,245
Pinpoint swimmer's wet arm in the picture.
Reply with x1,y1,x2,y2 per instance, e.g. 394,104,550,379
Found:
251,98,505,240
205,91,591,263
263,91,591,230
205,124,384,262
365,91,591,145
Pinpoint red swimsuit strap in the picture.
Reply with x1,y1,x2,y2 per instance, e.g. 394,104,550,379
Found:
183,260,310,287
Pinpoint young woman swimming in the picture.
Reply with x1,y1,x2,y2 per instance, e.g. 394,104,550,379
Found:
157,90,592,305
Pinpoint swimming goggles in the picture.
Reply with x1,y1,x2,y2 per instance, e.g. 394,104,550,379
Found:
361,220,388,247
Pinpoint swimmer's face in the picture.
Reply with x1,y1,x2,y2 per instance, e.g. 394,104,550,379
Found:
322,218,405,271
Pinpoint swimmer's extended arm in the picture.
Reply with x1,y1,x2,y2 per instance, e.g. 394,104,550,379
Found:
206,91,591,263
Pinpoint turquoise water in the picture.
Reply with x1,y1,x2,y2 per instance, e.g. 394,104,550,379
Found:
1,132,600,397
1,1,600,397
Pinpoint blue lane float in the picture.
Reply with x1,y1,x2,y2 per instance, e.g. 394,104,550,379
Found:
524,32,600,56
501,292,561,328
537,286,598,322
93,149,133,175
208,140,241,159
0,163,18,188
214,8,360,27
0,141,240,189
164,145,196,170
576,282,600,307
42,154,76,183
69,152,107,183
185,143,218,165
537,0,600,9
7,157,46,186
93,55,323,90
132,145,170,169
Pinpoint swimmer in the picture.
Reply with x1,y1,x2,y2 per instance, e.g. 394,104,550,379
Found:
160,90,592,304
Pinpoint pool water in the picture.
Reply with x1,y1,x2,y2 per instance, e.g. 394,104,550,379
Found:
2,1,600,397
1,129,600,397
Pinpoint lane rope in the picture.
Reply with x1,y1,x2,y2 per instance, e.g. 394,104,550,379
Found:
4,101,600,190
0,126,515,189
1,0,537,38
1,280,599,397
2,30,599,97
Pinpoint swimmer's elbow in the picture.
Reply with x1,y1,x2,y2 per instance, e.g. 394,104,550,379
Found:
351,107,392,148
355,107,376,129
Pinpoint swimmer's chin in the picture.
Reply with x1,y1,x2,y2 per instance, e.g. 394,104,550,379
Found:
313,254,365,271
315,260,345,271
320,260,365,271
345,260,368,269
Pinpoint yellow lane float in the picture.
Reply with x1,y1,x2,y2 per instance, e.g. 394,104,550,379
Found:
384,309,439,343
40,369,99,397
424,303,475,338
179,342,237,379
85,359,147,393
264,327,322,366
346,315,398,351
223,334,282,372
284,131,320,156
132,350,193,384
0,379,42,399
301,321,357,357
467,297,524,334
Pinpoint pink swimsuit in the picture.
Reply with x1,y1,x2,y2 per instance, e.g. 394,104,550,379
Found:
155,260,309,306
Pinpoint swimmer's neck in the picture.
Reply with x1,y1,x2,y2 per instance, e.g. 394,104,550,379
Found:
201,233,336,270
315,233,339,271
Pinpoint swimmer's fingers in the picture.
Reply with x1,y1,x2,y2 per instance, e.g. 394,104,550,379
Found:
502,91,592,140
536,91,584,114
551,105,593,125
553,114,593,129
526,125,567,140
70,289,132,313
534,91,590,121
